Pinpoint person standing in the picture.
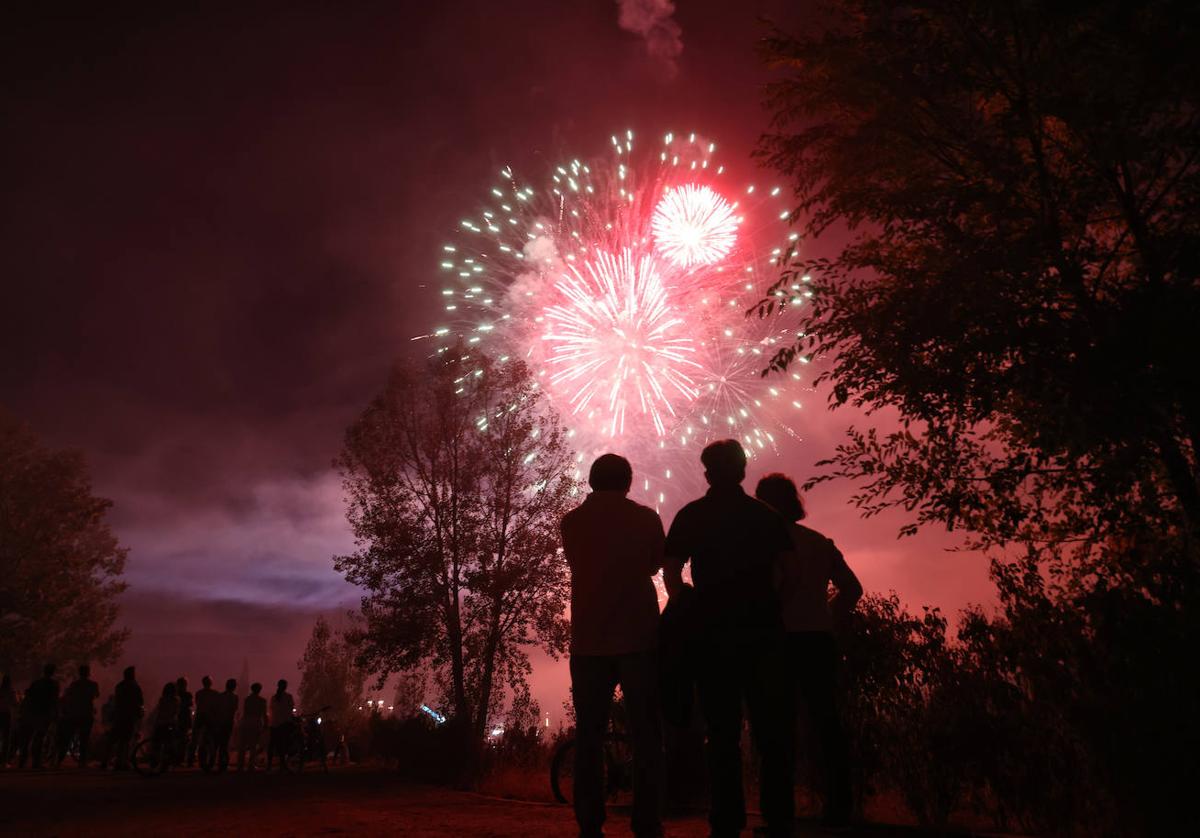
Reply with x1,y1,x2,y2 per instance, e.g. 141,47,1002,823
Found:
756,473,862,828
213,678,239,772
175,677,193,764
237,682,268,771
663,440,797,838
105,666,143,770
190,675,218,767
561,453,666,838
267,679,295,771
18,664,59,769
58,664,100,767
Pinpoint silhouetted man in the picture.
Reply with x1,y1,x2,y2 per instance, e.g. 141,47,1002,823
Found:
238,682,267,771
664,440,796,838
107,666,142,770
757,473,862,828
18,664,59,769
191,675,218,766
561,453,665,838
176,676,193,761
213,678,239,772
267,679,295,771
58,664,100,766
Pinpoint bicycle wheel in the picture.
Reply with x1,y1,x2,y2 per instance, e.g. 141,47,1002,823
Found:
133,738,169,777
550,739,576,804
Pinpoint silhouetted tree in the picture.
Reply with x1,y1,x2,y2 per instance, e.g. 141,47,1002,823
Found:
758,0,1200,550
758,2,1200,832
0,410,128,677
0,412,128,677
335,348,575,765
297,615,365,720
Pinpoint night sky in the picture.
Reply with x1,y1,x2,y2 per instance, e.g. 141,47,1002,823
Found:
1,2,991,714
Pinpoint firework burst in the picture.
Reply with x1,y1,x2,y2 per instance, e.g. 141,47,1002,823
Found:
424,130,809,509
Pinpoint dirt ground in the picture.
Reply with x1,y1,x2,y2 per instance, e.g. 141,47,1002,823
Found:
0,765,972,837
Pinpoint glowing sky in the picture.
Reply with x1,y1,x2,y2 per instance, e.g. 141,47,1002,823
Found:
0,2,992,715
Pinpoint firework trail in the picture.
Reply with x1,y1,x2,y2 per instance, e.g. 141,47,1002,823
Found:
425,130,810,509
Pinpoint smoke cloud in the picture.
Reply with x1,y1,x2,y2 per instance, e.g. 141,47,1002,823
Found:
616,0,683,76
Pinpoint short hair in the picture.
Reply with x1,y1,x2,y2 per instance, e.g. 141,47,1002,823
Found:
589,453,633,492
176,676,188,688
201,675,212,687
162,682,176,698
226,678,237,691
251,682,263,694
123,666,136,679
277,679,288,690
78,664,90,678
755,473,807,522
701,440,747,485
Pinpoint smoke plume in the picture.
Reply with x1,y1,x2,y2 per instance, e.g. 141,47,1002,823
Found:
616,0,683,76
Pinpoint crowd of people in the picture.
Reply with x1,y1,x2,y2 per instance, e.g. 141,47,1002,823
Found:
0,665,313,773
562,439,862,838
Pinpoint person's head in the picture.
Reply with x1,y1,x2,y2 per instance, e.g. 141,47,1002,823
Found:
225,678,237,692
588,453,633,494
176,676,188,691
123,666,136,681
755,473,807,522
43,663,56,678
201,675,212,689
162,682,176,699
251,682,263,695
701,439,747,487
277,679,288,693
78,664,90,679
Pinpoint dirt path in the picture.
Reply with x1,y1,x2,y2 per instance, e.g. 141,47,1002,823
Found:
0,765,965,837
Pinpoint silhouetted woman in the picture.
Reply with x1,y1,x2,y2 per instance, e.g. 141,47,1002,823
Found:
756,472,862,828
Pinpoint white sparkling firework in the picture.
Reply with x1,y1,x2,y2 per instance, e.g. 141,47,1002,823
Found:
652,184,740,268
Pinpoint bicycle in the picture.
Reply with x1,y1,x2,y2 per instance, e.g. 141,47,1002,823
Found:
549,727,633,805
133,724,182,777
278,706,331,773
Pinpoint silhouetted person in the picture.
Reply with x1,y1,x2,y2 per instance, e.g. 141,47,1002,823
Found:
267,679,295,771
106,666,143,770
663,440,796,838
18,664,59,769
58,664,100,767
756,473,862,828
0,674,15,765
176,676,193,762
238,682,267,771
561,453,666,838
190,675,218,766
213,678,239,772
151,682,179,742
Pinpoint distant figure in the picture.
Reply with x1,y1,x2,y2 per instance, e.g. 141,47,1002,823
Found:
190,675,218,766
213,678,239,772
561,453,665,838
151,682,180,744
756,473,862,827
105,666,143,770
175,677,193,761
18,664,59,769
0,674,16,764
58,664,100,767
267,679,295,771
238,682,268,771
663,440,796,838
